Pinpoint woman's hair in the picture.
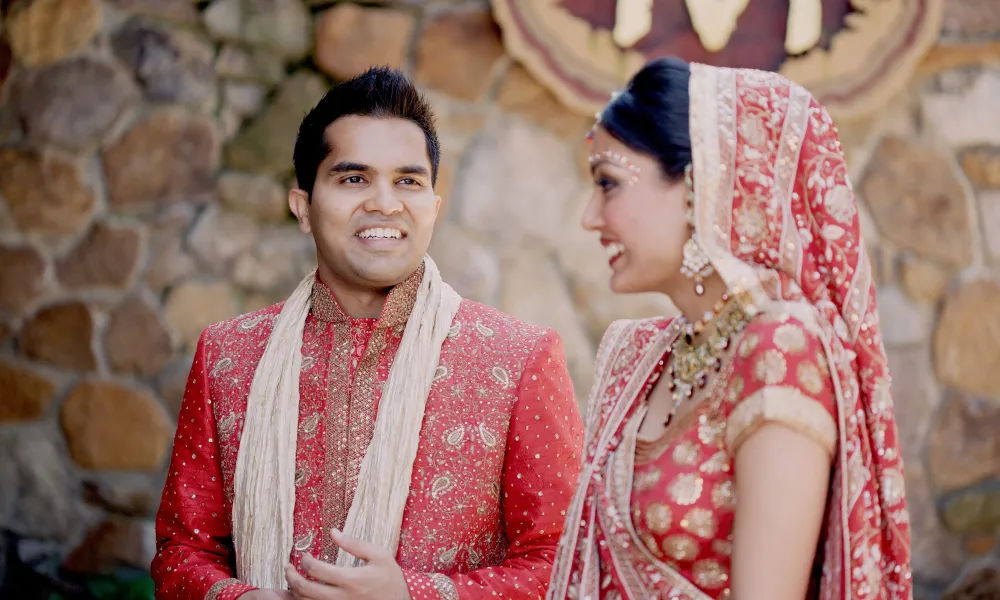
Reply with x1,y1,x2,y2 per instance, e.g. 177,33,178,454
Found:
599,57,692,181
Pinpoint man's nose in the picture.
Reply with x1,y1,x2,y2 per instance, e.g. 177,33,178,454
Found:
366,180,404,214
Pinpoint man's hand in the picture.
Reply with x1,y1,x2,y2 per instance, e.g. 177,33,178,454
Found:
238,591,294,600
284,529,411,600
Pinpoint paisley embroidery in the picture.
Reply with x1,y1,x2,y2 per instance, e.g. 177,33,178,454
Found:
445,426,466,446
211,357,232,378
490,366,511,388
431,475,453,499
478,423,498,448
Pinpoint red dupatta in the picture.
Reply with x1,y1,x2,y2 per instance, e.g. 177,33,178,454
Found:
547,63,912,600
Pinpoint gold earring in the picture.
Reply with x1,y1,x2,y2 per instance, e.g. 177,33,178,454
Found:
680,163,713,295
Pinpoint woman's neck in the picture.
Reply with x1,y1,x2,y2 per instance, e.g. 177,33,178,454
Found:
665,272,730,330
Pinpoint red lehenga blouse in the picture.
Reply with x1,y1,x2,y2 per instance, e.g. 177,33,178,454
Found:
589,312,838,599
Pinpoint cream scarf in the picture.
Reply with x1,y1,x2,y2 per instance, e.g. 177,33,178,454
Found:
231,256,462,589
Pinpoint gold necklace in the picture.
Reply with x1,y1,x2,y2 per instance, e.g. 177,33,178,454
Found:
662,293,751,426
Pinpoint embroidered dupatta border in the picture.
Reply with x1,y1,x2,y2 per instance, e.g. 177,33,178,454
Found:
547,319,681,599
688,63,854,599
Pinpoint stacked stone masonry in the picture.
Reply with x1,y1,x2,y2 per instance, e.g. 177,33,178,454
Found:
0,0,998,597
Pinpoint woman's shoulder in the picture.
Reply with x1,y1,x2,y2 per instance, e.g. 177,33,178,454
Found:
725,307,838,455
735,308,827,364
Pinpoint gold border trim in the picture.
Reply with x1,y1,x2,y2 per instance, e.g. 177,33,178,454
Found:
726,385,839,456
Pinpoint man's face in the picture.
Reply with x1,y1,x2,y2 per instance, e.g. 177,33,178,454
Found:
289,116,441,291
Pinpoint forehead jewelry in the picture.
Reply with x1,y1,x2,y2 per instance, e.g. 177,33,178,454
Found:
587,149,641,186
585,90,621,143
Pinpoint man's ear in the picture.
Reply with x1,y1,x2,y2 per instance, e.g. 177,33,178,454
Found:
289,188,311,234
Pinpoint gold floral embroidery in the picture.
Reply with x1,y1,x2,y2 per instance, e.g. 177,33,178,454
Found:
712,480,736,511
712,539,733,556
693,559,729,589
881,468,906,506
668,473,704,506
773,323,808,354
698,414,726,446
700,450,731,475
645,503,673,534
734,203,767,243
726,375,744,402
633,467,662,491
753,349,787,385
816,351,830,376
681,508,718,539
738,334,760,358
797,361,824,395
825,184,857,224
662,534,700,560
672,440,700,466
205,578,241,600
641,532,664,557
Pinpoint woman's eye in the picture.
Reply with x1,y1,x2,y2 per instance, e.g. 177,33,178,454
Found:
597,177,618,192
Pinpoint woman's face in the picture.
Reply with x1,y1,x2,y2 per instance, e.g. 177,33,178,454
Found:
582,126,690,295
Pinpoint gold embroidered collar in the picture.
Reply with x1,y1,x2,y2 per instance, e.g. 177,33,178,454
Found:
309,261,425,328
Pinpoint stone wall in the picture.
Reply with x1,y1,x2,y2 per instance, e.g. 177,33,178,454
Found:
0,0,998,597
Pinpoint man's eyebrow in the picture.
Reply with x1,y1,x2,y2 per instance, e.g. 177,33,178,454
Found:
397,165,430,176
329,161,371,173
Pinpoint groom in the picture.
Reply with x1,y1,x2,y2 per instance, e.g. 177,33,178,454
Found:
151,66,585,600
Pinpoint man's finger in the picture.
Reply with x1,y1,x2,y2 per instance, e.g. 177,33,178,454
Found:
297,554,355,587
330,528,385,563
285,563,341,600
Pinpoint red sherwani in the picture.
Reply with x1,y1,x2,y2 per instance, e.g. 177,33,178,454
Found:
151,268,585,600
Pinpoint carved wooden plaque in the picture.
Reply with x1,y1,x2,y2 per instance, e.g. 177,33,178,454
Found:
492,0,943,121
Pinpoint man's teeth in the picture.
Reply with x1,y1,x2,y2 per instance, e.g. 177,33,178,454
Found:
357,228,402,239
606,243,625,260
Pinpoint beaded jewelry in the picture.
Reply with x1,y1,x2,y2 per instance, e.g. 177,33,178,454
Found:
587,149,641,186
679,162,714,295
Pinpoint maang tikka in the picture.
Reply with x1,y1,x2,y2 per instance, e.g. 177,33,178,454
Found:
680,162,714,295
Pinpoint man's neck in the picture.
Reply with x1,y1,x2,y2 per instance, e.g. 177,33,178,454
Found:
317,272,390,319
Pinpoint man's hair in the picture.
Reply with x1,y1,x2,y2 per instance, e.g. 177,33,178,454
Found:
292,66,441,197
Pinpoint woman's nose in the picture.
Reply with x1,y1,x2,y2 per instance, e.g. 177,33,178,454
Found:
580,194,603,232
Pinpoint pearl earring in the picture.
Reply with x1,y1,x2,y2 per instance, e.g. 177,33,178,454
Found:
679,163,714,295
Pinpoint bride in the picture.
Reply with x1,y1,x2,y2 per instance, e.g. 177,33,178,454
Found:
547,57,912,600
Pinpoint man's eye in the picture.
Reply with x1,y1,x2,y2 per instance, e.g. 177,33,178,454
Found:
399,178,419,186
343,175,364,184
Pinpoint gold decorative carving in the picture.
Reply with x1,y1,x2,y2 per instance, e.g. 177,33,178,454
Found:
492,0,944,122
